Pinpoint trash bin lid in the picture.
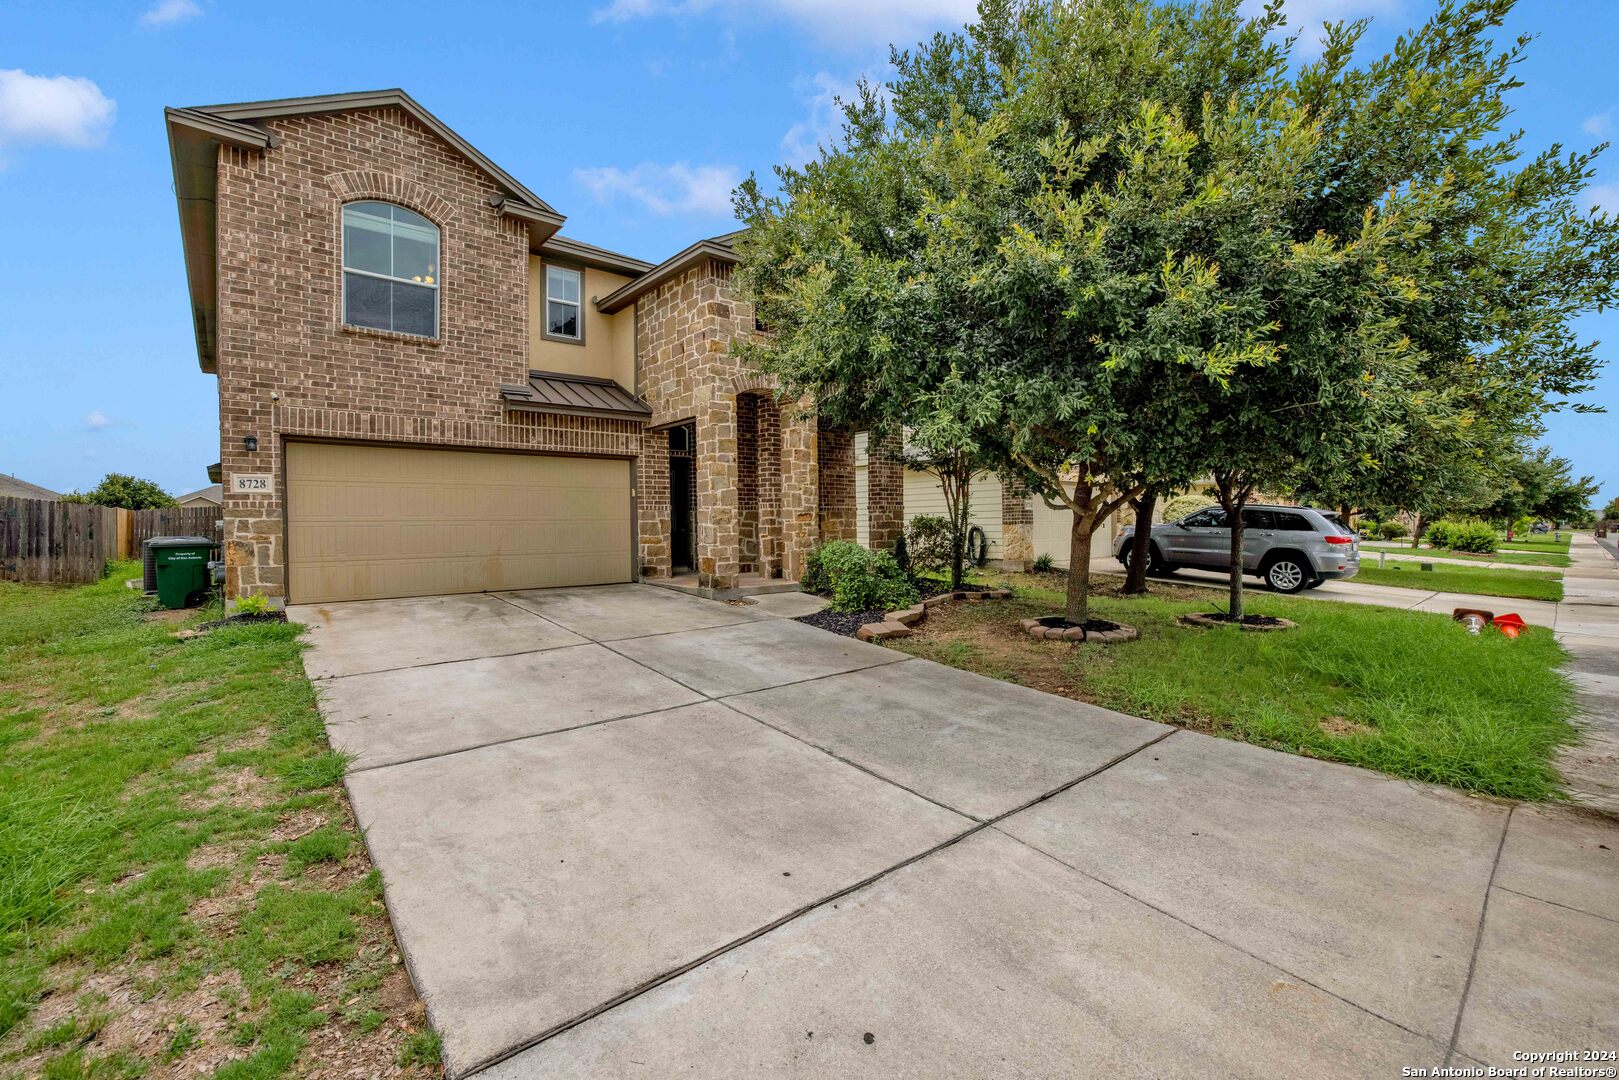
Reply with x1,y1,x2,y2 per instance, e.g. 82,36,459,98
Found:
146,535,218,548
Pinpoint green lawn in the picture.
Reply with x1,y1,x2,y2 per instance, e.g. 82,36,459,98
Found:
0,565,436,1079
1352,562,1564,601
891,575,1576,801
1360,542,1571,569
1499,534,1573,553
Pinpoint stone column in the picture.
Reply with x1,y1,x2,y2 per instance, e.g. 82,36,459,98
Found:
696,397,739,594
779,403,818,581
1001,477,1035,569
866,432,905,552
816,419,856,542
757,402,783,577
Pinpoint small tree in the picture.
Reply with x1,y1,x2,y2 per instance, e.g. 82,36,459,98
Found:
1602,497,1619,522
900,398,998,588
61,473,176,510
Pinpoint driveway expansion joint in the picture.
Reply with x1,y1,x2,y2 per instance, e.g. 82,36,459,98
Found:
987,822,1452,1051
1443,803,1513,1066
457,722,1180,1078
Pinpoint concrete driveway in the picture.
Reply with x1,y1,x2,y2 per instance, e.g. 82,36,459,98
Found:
290,585,1619,1078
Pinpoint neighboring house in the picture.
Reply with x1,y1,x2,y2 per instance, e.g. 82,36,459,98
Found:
176,484,223,507
165,88,1073,604
0,473,60,501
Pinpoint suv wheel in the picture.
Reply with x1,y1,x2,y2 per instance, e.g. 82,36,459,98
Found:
1264,556,1311,594
1122,542,1168,576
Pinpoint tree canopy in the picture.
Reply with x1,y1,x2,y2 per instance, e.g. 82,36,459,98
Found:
733,0,1618,623
61,474,176,510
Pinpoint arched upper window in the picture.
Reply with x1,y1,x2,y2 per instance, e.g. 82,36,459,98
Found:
342,200,440,338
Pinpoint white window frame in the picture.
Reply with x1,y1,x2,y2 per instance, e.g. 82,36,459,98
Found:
543,263,584,344
341,201,441,339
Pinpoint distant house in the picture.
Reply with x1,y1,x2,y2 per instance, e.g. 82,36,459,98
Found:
0,473,60,500
176,484,223,508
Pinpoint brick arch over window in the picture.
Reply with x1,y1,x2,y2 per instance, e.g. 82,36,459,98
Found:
731,371,778,396
322,170,457,227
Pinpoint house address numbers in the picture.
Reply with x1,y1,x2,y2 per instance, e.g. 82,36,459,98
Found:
231,474,272,494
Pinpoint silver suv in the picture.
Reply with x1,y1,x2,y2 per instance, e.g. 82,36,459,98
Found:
1115,504,1359,593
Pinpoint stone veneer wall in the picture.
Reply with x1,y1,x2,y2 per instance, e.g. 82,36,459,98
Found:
212,107,639,600
634,261,821,592
1001,478,1034,568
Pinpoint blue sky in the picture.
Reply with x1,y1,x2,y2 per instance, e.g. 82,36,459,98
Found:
1,0,1615,508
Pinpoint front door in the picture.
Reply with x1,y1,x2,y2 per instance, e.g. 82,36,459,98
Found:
668,425,695,573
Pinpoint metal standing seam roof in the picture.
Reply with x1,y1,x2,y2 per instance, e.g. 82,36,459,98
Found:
500,371,652,421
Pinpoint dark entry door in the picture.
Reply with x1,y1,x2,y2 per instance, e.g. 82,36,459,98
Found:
668,424,696,572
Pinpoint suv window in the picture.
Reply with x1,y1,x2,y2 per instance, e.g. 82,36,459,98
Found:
1242,509,1275,530
1274,511,1312,531
1183,508,1229,528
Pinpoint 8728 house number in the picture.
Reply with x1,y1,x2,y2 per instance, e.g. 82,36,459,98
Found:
232,475,271,493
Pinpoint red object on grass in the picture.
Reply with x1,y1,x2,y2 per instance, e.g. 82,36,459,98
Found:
1493,613,1526,638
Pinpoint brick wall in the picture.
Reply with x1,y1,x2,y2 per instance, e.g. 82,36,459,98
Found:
1001,477,1034,568
212,106,639,599
865,433,905,552
817,422,856,542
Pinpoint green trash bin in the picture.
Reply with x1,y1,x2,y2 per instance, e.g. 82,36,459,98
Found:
149,536,220,610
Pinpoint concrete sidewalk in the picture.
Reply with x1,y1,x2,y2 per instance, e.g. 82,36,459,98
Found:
292,583,1619,1078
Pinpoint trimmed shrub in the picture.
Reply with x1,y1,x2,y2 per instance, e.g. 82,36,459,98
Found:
1162,493,1215,522
1425,519,1498,554
905,515,953,577
1377,519,1408,540
802,540,921,613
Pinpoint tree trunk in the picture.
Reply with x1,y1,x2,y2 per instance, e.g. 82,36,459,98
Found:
1411,512,1424,550
1124,487,1158,594
1066,509,1094,625
951,494,968,588
1227,509,1246,621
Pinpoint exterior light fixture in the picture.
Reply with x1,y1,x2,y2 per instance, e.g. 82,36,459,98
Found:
243,435,258,452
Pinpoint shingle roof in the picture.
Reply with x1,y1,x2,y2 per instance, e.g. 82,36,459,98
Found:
500,371,652,421
0,473,60,500
177,484,224,505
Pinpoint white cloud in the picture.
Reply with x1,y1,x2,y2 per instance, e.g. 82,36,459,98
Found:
592,0,974,47
1240,0,1402,58
782,71,873,166
84,410,112,431
0,70,116,153
1583,110,1614,138
140,0,202,26
573,162,742,217
1586,183,1619,217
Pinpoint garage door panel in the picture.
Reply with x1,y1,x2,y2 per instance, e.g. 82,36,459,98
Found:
286,442,632,604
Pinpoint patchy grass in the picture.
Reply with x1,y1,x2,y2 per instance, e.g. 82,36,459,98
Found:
0,564,434,1079
889,573,1576,801
1360,543,1571,569
1351,562,1564,601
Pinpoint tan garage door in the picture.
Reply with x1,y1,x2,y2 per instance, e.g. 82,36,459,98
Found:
285,442,632,604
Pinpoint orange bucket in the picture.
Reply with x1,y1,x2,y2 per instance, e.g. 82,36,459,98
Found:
1492,613,1527,638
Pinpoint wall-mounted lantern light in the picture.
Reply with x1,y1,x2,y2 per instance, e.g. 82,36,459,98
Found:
243,435,258,452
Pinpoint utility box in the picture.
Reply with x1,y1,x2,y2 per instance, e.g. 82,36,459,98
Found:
146,536,220,609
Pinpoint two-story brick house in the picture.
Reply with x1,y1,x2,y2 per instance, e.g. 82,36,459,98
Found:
166,89,1075,606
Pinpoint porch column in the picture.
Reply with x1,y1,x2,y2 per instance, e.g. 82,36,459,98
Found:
779,401,818,582
696,397,739,593
866,432,905,552
637,433,671,579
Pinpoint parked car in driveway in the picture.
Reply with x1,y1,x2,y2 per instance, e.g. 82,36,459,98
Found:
1115,504,1359,593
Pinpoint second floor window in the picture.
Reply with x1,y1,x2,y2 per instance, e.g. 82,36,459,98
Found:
342,201,439,338
545,265,583,342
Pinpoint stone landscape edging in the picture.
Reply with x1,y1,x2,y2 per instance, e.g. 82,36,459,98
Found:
1018,616,1140,644
855,589,1012,641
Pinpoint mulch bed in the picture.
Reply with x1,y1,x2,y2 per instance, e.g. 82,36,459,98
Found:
795,608,889,636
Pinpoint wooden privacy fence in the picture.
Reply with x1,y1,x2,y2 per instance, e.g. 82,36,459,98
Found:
128,506,221,552
0,497,120,584
0,499,223,584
